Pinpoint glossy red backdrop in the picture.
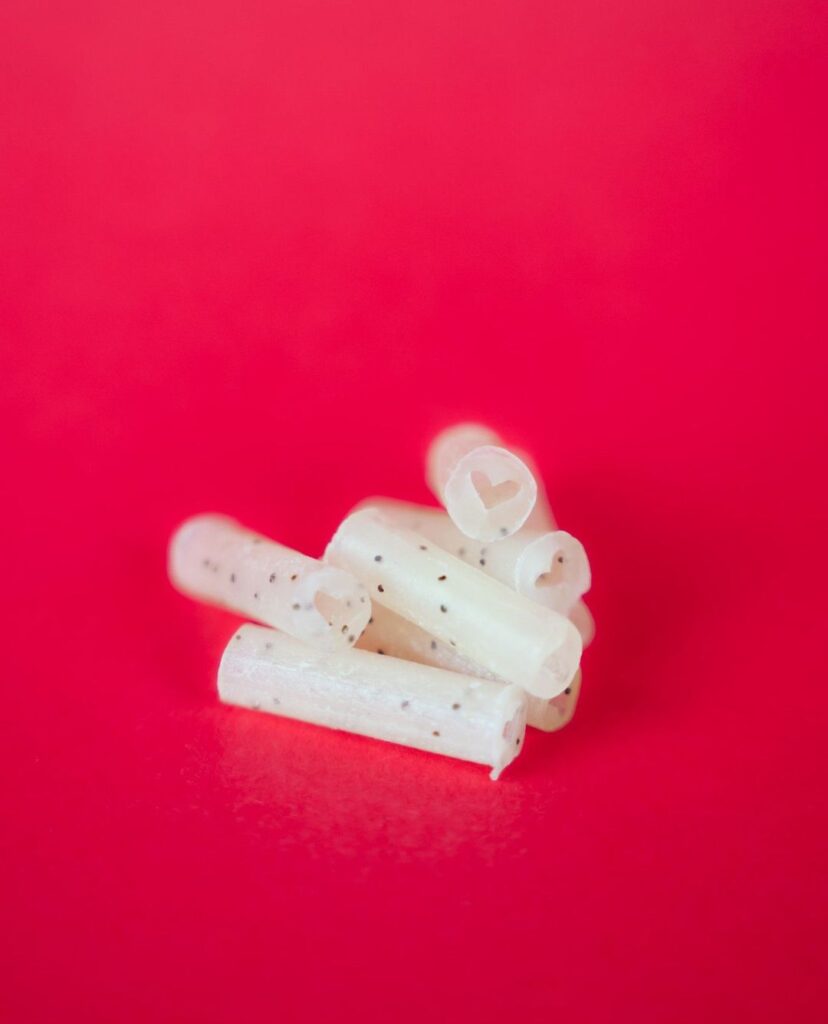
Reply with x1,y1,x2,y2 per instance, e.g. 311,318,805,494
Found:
1,2,826,1022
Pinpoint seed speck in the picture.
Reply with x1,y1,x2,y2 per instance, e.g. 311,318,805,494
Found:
452,703,461,710
458,547,466,556
557,555,565,564
292,602,301,610
230,573,236,583
438,575,447,581
432,730,440,737
341,625,348,634
440,604,447,613
374,555,383,562
377,649,385,655
419,545,427,551
479,558,486,566
515,738,521,746
269,573,276,583
265,642,272,650
499,527,508,536
348,635,355,643
449,640,457,647
235,633,242,641
401,700,410,708
254,592,259,599
368,617,374,625
430,640,437,650
564,687,572,695
377,584,384,593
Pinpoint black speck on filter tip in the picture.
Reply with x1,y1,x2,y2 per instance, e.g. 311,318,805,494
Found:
265,642,272,650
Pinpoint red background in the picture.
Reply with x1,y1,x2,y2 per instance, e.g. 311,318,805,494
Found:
1,3,826,1021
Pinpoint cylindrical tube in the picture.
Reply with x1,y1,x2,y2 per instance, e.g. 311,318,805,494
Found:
169,514,371,651
219,624,528,780
358,604,575,731
358,497,590,615
325,508,581,697
426,423,537,541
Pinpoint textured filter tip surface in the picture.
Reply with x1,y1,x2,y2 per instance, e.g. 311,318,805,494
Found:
325,508,581,697
169,513,371,651
218,624,528,779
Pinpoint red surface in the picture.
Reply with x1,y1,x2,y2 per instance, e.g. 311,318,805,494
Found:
1,3,826,1021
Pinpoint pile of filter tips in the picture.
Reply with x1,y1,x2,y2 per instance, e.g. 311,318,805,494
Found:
169,424,594,779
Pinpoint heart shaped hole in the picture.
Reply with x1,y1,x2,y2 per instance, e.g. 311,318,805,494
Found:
470,471,520,510
535,553,567,589
314,590,351,628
